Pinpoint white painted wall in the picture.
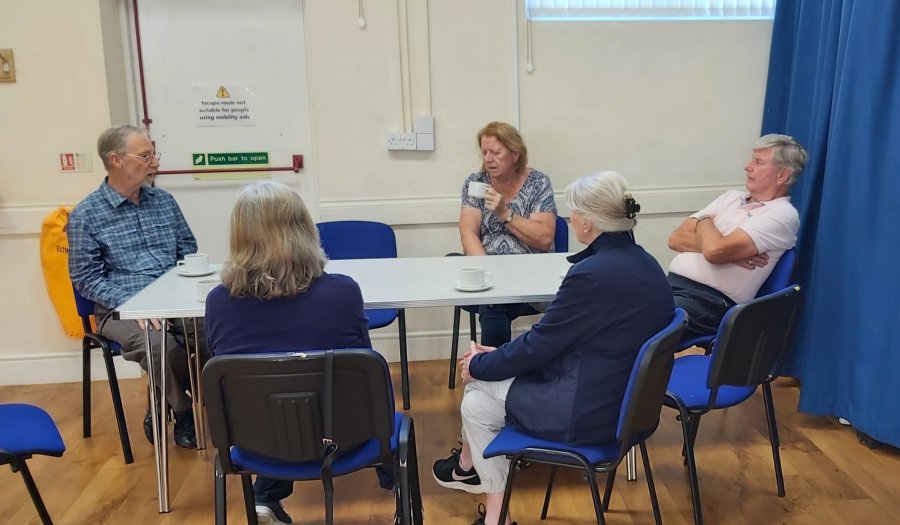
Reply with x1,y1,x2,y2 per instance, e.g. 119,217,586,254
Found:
0,1,771,385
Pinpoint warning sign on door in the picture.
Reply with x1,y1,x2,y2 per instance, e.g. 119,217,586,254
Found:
59,152,93,173
194,84,255,127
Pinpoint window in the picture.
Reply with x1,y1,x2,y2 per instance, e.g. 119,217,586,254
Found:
526,0,777,21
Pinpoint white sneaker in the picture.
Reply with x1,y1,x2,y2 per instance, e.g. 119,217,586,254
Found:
838,417,851,426
255,501,292,525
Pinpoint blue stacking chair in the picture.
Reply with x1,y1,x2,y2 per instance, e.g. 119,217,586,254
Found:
483,308,688,525
665,285,803,525
316,221,413,409
73,285,133,464
448,216,569,388
202,349,423,525
0,403,66,525
677,247,796,352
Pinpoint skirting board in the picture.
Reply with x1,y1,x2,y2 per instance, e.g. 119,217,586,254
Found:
0,328,515,387
0,351,144,386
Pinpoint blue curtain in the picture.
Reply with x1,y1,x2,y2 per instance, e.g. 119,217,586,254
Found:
761,0,900,446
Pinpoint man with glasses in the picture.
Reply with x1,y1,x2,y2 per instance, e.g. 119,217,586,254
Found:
69,124,208,448
667,134,808,340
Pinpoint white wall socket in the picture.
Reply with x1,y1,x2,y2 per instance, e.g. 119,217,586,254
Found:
386,132,417,150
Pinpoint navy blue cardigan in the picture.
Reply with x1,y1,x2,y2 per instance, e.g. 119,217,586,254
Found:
468,231,673,445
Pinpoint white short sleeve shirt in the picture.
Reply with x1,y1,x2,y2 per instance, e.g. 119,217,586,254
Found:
668,190,799,303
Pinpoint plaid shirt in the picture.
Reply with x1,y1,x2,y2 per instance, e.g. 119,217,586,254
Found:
68,179,197,309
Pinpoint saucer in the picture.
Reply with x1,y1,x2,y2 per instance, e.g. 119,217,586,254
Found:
453,280,493,292
177,268,216,277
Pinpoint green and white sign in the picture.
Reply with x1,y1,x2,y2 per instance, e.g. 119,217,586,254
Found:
192,152,269,166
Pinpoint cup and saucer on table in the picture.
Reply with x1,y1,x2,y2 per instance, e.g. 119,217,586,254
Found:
453,267,493,292
176,253,216,277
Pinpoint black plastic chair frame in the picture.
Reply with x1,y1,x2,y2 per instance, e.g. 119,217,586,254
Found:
665,285,803,525
487,309,688,525
75,288,133,465
203,350,423,525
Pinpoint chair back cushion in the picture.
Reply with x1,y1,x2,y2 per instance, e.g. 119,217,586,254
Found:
202,349,395,464
317,221,397,260
554,216,569,253
708,285,803,389
757,248,796,297
616,308,688,443
72,284,95,320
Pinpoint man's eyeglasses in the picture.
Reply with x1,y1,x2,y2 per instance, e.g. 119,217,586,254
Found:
124,152,162,163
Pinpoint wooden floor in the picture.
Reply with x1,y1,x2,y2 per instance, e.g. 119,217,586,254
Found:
2,359,899,525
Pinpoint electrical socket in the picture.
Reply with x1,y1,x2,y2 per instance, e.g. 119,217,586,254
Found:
386,132,417,151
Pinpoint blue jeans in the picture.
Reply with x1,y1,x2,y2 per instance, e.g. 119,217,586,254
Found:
253,467,396,503
668,273,736,339
478,303,541,347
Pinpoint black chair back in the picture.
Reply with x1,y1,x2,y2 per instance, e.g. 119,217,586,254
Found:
616,308,688,446
203,349,396,470
707,285,803,391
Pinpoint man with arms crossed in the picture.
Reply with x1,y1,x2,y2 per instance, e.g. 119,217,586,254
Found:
668,134,808,339
69,124,206,448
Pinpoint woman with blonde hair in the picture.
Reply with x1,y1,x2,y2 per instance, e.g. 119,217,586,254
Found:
205,180,371,524
459,121,558,346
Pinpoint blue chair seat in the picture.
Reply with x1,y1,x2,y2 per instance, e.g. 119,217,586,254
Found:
668,355,757,409
0,404,65,457
232,412,403,479
484,425,620,467
1,403,66,524
366,308,400,329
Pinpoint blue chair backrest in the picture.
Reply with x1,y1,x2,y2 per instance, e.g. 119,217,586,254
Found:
707,285,803,391
756,248,795,297
553,216,568,253
72,285,95,319
616,308,688,443
317,221,397,260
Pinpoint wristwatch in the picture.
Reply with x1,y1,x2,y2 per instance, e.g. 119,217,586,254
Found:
502,209,514,224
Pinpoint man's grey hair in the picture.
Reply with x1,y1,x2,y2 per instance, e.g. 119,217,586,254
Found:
97,124,146,171
565,171,637,233
755,134,808,186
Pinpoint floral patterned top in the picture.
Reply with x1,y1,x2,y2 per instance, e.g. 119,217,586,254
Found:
461,169,557,255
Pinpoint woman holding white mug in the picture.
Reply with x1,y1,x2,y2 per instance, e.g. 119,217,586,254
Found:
459,121,558,346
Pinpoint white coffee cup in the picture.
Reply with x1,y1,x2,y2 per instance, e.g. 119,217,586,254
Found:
197,278,221,302
467,181,489,199
460,267,492,288
177,253,209,274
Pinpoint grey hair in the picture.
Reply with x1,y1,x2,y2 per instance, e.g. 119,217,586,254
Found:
754,134,808,186
565,171,637,233
97,125,146,170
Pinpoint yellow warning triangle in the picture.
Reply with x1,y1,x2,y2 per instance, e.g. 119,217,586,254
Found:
216,86,230,98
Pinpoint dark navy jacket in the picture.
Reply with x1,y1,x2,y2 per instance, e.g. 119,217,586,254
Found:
468,231,673,445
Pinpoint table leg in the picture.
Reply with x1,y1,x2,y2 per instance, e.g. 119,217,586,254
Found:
145,322,170,512
190,317,207,449
626,445,637,481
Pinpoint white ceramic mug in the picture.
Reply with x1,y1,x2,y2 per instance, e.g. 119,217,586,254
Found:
460,267,492,288
467,181,489,199
177,253,209,274
197,278,221,302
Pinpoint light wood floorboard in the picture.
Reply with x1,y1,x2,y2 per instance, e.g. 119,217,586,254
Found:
2,360,899,524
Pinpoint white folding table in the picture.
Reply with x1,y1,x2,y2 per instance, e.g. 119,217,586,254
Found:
116,252,637,512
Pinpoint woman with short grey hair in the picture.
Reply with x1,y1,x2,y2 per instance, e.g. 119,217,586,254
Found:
433,172,672,525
